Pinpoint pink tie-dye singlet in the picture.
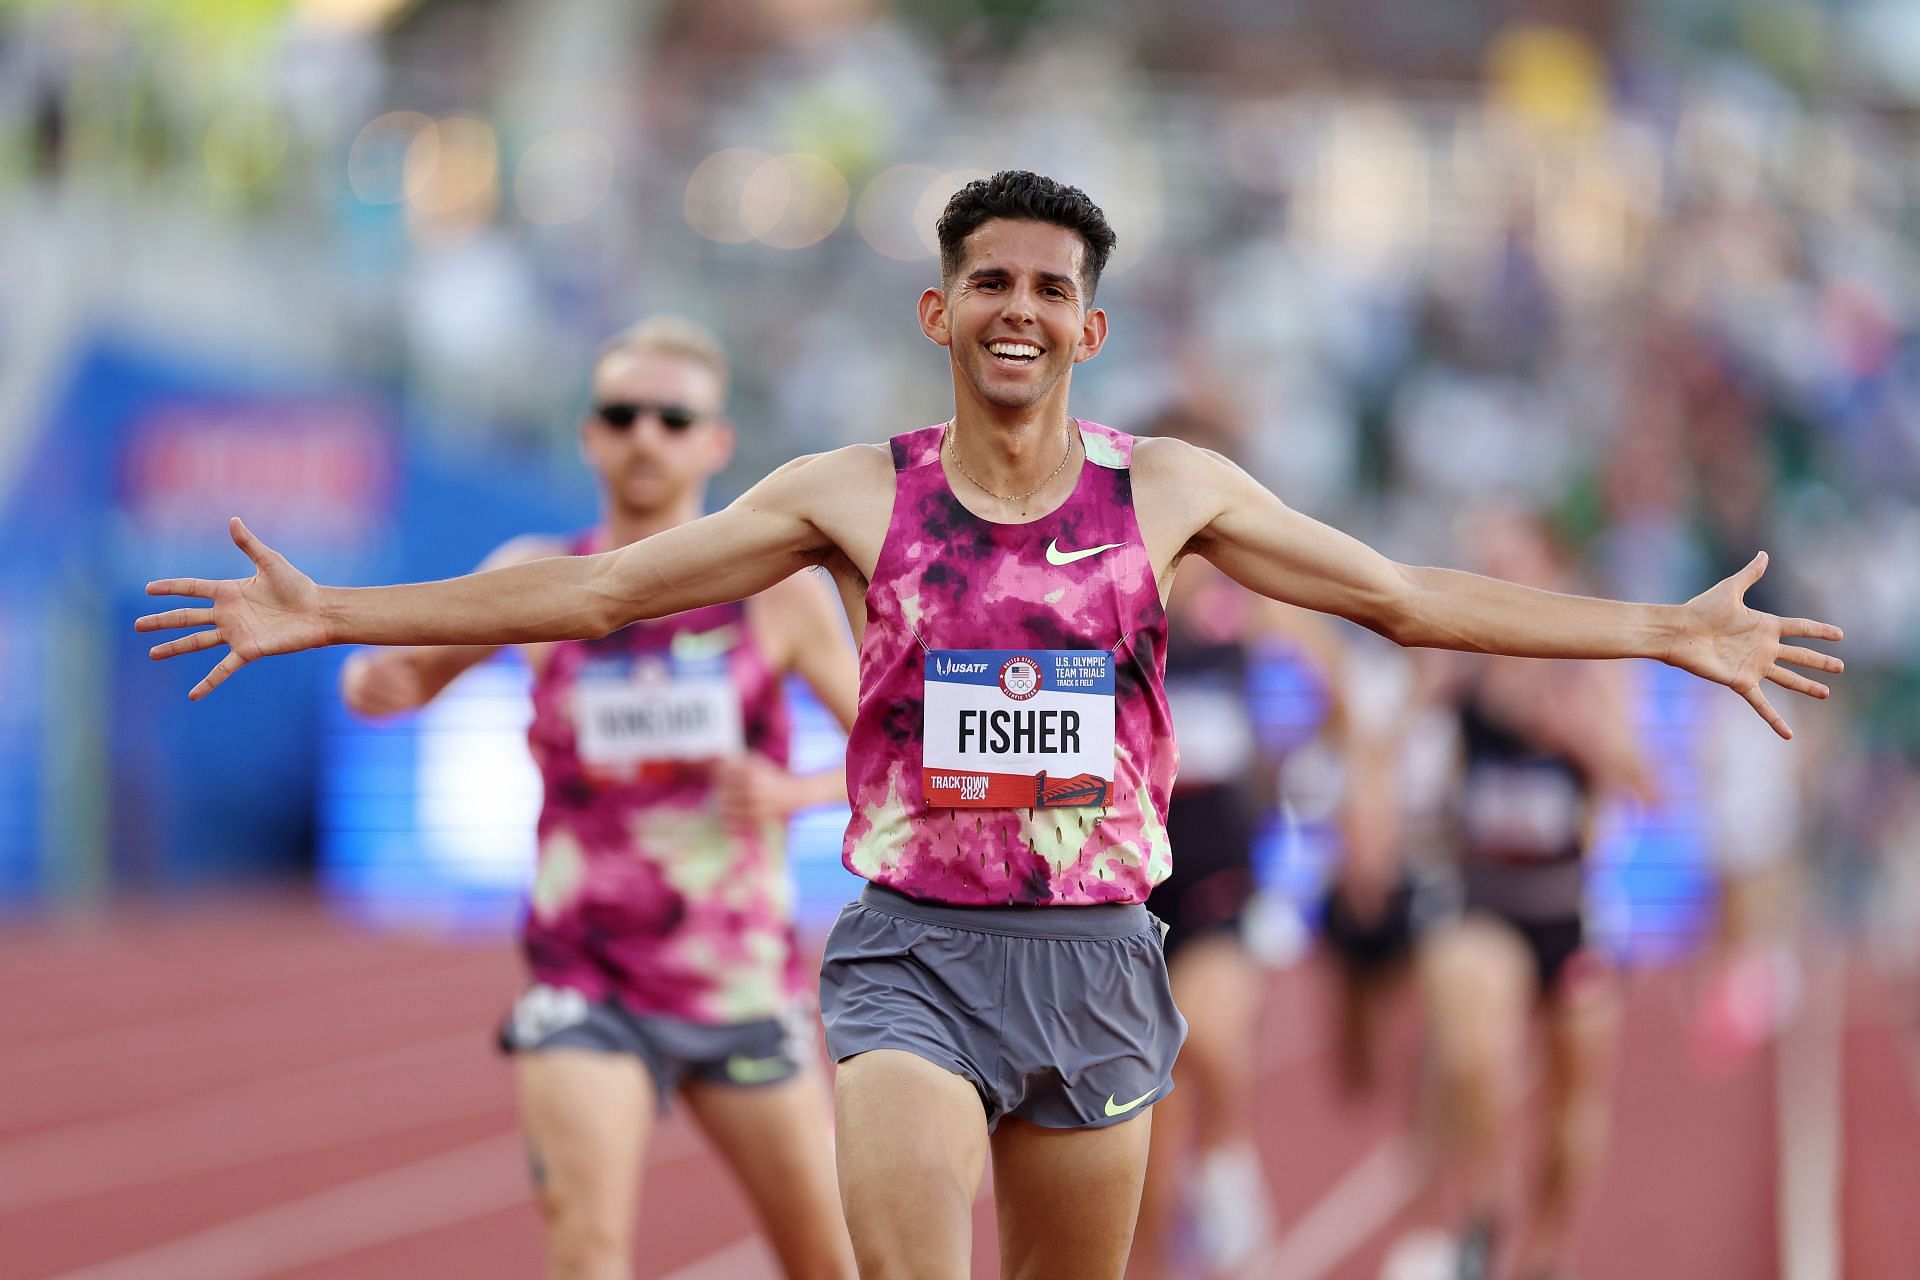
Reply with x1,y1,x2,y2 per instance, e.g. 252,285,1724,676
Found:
842,421,1177,906
523,534,800,1024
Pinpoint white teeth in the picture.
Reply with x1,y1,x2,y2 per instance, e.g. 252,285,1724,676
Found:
989,342,1042,358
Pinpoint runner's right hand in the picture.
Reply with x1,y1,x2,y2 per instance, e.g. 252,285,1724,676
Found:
137,517,330,700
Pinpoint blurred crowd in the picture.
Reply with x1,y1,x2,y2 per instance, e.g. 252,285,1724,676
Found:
3,0,1917,944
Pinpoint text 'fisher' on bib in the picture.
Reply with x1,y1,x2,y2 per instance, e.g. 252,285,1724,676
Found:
922,649,1116,809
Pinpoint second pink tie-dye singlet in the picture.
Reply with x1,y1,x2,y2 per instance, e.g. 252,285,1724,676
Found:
841,420,1177,907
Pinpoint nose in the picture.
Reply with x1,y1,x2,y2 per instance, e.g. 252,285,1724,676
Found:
1000,285,1038,325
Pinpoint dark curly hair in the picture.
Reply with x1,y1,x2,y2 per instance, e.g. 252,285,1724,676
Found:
936,170,1117,300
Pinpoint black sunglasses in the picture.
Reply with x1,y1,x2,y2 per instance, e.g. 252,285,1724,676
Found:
594,400,702,432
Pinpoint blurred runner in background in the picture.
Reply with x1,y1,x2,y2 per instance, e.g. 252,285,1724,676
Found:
1319,644,1456,1106
341,318,858,1280
1131,400,1349,1277
1691,691,1809,1074
1412,509,1658,1280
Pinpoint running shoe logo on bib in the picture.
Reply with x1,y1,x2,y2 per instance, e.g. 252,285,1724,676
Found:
1045,538,1124,566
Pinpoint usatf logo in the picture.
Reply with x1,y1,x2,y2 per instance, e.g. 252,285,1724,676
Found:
999,656,1042,701
935,656,990,677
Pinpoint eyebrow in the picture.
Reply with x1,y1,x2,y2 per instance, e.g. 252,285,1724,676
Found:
965,266,1080,292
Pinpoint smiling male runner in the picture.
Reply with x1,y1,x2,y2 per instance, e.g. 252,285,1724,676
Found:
141,171,1843,1280
346,318,858,1280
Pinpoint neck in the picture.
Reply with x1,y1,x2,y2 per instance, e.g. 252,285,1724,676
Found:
947,387,1077,494
601,491,704,549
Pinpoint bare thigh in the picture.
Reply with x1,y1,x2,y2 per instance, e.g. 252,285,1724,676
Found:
1418,916,1534,1088
682,1070,855,1280
517,1049,655,1279
1539,970,1621,1157
834,1049,989,1280
992,1112,1155,1280
1166,934,1263,1139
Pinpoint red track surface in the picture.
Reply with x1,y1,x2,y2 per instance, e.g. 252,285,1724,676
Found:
2,898,1910,1279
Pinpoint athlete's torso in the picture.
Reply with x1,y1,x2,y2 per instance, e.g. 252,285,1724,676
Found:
841,421,1176,907
1452,668,1595,921
1164,578,1257,796
522,531,800,1023
1454,681,1592,868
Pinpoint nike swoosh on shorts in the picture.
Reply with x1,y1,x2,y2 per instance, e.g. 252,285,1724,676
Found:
725,1053,789,1085
1046,539,1125,566
1104,1087,1159,1117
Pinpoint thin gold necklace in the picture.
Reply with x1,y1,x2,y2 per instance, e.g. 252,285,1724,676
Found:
946,415,1076,505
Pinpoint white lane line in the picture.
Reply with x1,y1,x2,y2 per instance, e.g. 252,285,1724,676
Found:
0,1032,497,1212
39,1115,716,1279
43,1132,532,1280
0,952,497,1078
1776,950,1842,1280
1243,1134,1425,1280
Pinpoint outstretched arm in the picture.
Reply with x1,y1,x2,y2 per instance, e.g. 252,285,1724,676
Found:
1148,441,1843,739
139,450,853,700
338,535,566,717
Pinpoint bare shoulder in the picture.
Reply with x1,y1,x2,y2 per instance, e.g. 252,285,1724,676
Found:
1132,436,1245,501
746,442,895,581
754,442,894,497
1130,436,1250,562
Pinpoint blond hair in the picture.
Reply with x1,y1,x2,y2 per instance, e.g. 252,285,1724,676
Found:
594,316,729,402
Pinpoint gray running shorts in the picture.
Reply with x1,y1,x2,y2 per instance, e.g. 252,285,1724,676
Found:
500,983,811,1108
819,884,1188,1131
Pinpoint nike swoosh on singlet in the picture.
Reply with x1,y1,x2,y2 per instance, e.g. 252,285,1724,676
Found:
670,626,740,660
1046,539,1125,566
1103,1087,1160,1117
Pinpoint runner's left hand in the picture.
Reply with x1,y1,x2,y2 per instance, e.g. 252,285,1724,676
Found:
713,753,801,828
1664,552,1844,740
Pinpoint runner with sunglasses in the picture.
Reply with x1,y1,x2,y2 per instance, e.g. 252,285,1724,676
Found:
143,172,1843,1280
339,317,858,1280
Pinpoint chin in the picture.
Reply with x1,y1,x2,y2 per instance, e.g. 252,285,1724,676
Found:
967,368,1056,412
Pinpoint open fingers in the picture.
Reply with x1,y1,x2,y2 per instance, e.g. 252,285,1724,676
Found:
1776,644,1843,675
145,578,217,601
230,517,279,570
190,651,248,701
136,607,214,634
1780,617,1844,644
1741,684,1792,741
1766,664,1829,700
150,630,223,661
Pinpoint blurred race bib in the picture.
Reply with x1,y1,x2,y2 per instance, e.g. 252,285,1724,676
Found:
573,656,743,769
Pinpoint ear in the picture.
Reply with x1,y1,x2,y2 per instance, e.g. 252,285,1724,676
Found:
917,286,952,348
703,419,737,474
1072,306,1108,364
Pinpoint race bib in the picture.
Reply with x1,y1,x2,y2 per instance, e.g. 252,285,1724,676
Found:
1461,763,1583,859
922,650,1115,808
573,655,744,770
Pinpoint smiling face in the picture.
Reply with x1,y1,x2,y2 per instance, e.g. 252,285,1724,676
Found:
919,218,1108,415
581,350,733,517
